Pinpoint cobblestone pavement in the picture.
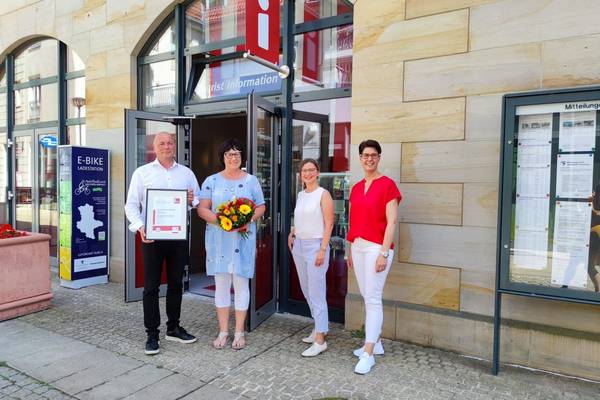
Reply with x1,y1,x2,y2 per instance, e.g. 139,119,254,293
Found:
0,363,75,400
1,279,598,399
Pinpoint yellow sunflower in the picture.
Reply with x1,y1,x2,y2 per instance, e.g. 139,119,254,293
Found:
223,208,231,216
220,217,233,231
239,204,252,215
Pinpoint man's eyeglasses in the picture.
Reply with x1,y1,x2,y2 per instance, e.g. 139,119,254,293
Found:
224,151,242,159
360,153,380,160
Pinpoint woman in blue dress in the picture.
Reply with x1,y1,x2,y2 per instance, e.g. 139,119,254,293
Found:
197,139,266,350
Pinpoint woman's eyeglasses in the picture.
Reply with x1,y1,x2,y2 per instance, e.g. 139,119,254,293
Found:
301,168,317,173
224,151,242,159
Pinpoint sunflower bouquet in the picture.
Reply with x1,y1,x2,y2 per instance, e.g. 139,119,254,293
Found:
216,197,256,238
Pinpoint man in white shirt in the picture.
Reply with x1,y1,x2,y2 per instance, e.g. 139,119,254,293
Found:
125,132,200,355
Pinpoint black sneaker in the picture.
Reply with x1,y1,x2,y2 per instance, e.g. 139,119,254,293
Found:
165,326,197,344
145,336,160,355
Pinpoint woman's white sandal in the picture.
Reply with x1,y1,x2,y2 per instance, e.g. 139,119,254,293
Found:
213,331,229,349
232,331,246,350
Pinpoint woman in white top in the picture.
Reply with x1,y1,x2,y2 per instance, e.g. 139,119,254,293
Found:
288,159,334,357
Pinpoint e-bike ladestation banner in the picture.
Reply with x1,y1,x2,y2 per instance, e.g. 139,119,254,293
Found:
58,146,110,288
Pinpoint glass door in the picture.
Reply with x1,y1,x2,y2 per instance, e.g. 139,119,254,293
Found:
247,93,280,330
36,128,59,262
0,132,8,224
124,110,190,302
286,102,351,322
13,128,59,264
14,131,34,233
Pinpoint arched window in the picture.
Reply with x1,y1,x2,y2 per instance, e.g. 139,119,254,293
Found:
138,18,177,112
0,38,86,263
138,0,288,114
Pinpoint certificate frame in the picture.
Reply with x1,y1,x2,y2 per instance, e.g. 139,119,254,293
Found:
144,188,188,240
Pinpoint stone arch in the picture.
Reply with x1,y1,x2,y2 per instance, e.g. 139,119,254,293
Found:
128,0,180,57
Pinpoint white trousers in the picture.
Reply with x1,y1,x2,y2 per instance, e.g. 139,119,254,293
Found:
351,238,393,343
214,273,250,311
291,238,330,333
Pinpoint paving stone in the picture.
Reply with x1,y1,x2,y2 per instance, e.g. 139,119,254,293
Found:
0,279,597,400
10,340,94,374
181,383,239,400
122,371,205,400
52,354,143,395
77,364,172,400
0,364,75,400
25,348,123,383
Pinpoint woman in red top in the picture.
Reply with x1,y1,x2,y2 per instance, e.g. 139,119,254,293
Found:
347,139,401,374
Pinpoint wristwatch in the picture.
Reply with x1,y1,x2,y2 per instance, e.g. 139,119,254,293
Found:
379,250,389,259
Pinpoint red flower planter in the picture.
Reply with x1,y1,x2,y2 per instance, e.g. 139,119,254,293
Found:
0,232,52,321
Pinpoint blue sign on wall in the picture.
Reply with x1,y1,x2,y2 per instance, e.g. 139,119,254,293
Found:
39,135,58,148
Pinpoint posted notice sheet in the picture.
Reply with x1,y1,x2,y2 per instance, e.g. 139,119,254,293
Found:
513,114,553,270
559,111,596,152
551,201,592,288
556,153,594,199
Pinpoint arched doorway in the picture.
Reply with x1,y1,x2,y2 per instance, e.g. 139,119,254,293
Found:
125,0,353,328
0,38,86,265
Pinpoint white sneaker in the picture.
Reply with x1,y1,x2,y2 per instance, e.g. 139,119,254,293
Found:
301,341,328,357
301,329,316,343
353,341,384,357
354,352,375,374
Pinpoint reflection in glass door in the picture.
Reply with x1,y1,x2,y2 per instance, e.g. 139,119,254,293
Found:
248,93,279,330
254,107,274,310
0,133,9,224
14,133,34,232
37,129,58,259
124,110,181,302
287,99,352,322
13,129,59,263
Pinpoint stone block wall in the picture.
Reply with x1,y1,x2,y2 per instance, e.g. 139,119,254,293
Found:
349,0,600,379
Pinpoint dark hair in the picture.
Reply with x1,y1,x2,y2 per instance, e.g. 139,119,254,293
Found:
299,158,320,189
359,139,382,155
218,138,245,168
299,158,320,172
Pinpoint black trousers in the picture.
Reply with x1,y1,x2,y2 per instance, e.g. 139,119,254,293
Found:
141,240,188,336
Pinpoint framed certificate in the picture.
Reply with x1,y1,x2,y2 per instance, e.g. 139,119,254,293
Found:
145,189,188,240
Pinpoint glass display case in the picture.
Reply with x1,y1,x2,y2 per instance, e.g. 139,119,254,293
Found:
499,88,600,301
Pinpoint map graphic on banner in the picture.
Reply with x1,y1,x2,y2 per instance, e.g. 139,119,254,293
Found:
76,203,103,239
